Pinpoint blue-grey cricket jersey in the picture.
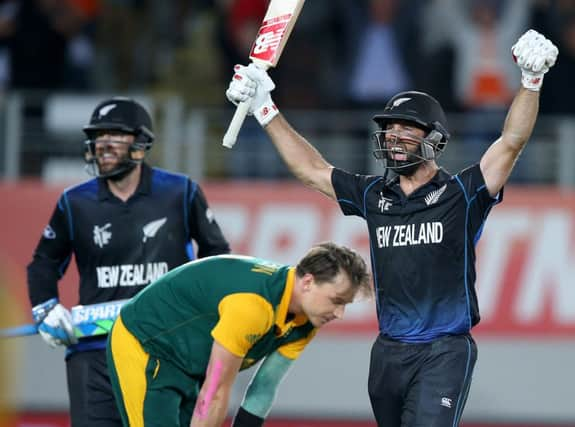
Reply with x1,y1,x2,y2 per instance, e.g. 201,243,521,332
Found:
27,163,230,352
332,164,501,342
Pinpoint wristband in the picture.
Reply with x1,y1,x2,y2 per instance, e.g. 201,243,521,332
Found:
254,96,279,127
521,70,544,92
232,407,264,427
32,298,58,323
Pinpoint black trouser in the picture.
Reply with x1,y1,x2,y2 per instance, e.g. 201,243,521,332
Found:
66,349,123,427
368,333,477,427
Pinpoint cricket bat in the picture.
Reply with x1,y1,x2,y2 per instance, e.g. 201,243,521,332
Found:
0,299,129,339
222,0,306,148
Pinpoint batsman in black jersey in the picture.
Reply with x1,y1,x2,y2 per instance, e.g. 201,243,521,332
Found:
226,29,558,426
27,97,230,427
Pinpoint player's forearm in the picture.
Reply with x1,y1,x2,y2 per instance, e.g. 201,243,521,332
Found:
265,114,332,189
501,87,539,153
190,390,230,427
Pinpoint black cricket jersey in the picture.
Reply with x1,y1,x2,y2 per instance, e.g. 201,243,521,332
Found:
27,163,230,343
332,164,502,343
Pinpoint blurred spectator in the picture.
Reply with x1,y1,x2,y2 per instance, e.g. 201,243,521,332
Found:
0,1,16,93
345,0,423,108
6,0,89,90
423,0,531,112
94,0,145,90
530,0,575,115
64,0,100,90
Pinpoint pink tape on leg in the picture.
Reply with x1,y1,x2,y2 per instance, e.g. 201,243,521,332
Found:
195,360,223,420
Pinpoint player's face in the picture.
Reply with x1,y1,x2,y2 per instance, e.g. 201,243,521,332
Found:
384,121,427,162
301,272,356,328
93,132,135,174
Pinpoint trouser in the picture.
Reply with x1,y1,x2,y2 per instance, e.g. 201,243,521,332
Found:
368,333,477,427
67,349,122,427
107,315,202,427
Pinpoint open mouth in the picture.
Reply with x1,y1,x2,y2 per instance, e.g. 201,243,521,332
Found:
389,146,408,161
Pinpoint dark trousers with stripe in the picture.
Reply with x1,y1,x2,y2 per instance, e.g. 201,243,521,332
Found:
368,333,477,427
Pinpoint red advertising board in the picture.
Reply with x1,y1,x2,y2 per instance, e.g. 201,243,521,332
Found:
0,181,574,337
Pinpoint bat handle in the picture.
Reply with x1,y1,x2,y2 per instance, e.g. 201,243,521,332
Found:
222,101,251,149
0,324,38,338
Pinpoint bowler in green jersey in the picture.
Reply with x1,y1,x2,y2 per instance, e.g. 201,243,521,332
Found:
107,242,371,427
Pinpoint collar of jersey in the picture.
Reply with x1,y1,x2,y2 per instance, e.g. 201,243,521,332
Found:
388,167,450,197
275,267,308,335
98,162,152,201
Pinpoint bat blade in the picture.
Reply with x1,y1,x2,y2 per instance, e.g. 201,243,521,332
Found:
249,0,306,68
222,0,305,149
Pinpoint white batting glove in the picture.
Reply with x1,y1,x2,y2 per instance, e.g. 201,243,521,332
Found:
512,29,558,91
32,299,77,348
226,64,279,126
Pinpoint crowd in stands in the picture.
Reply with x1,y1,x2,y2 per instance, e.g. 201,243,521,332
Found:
0,0,573,181
0,0,573,115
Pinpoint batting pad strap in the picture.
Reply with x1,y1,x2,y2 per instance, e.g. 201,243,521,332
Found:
241,351,294,418
232,407,264,427
32,298,58,323
254,96,279,127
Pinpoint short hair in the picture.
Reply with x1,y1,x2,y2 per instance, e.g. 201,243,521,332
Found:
296,242,372,299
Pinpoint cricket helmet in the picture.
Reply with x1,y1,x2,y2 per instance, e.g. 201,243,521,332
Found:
372,91,450,175
83,97,155,179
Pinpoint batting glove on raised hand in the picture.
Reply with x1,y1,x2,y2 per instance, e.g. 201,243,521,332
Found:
32,298,77,348
512,29,558,91
226,64,279,126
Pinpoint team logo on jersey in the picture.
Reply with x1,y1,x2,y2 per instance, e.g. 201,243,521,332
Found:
378,192,393,212
441,397,453,409
98,104,116,118
425,184,447,206
142,217,167,242
93,223,112,248
43,225,56,239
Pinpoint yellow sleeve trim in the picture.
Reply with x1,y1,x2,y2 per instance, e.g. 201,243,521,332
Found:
277,328,318,360
211,293,274,357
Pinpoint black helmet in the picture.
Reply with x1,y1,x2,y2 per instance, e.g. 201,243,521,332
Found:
372,91,450,176
83,97,154,144
83,97,155,179
373,91,450,146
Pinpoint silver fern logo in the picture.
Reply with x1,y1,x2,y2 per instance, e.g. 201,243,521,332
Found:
391,97,411,108
142,218,167,242
98,104,116,118
425,184,447,206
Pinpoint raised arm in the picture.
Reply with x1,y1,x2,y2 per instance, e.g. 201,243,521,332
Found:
226,65,336,200
190,340,243,427
480,30,558,197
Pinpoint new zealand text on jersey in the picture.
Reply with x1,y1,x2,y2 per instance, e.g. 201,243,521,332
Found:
376,222,444,248
96,262,169,288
